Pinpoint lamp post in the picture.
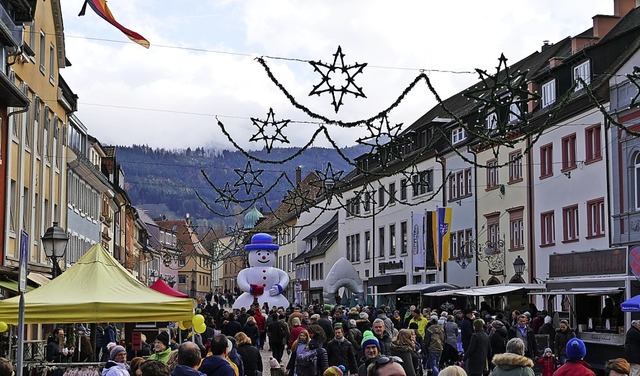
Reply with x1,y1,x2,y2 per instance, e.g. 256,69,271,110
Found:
41,222,69,279
513,255,526,276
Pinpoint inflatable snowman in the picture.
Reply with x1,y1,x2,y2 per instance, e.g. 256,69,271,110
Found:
232,233,290,309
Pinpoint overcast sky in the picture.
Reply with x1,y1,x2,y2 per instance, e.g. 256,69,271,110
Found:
58,0,613,151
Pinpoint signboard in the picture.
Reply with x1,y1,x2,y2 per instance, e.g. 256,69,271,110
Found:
131,331,142,351
19,231,28,293
549,249,626,278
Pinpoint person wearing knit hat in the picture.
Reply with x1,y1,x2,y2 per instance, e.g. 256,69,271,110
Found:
322,365,345,376
463,319,490,376
553,338,594,376
103,345,129,376
358,331,381,376
148,331,172,363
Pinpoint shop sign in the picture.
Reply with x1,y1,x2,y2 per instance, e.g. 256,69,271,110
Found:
379,260,404,274
549,249,626,278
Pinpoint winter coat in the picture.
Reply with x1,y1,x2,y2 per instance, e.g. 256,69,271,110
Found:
489,324,509,356
490,353,535,376
409,315,429,338
228,348,244,376
426,323,445,352
508,325,538,359
390,343,419,376
463,331,490,375
536,355,558,376
103,362,129,376
268,319,288,346
171,365,206,376
553,329,575,359
223,320,243,338
317,318,334,341
375,332,392,356
326,338,358,375
254,312,266,332
46,340,73,363
625,325,640,364
236,343,263,376
460,316,474,352
200,355,236,376
552,359,595,376
289,326,306,349
148,347,172,363
444,321,459,349
294,340,328,376
357,357,376,376
355,319,371,334
242,321,260,345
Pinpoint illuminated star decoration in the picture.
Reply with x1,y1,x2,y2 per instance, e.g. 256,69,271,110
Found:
226,223,245,249
356,116,409,168
214,182,239,209
282,185,315,217
249,108,291,153
627,68,640,108
311,162,344,204
309,45,367,112
463,54,538,144
233,161,264,195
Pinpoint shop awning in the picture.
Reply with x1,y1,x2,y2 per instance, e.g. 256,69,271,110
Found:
622,295,640,312
395,283,459,294
529,287,622,296
448,284,544,296
0,280,34,293
27,272,51,286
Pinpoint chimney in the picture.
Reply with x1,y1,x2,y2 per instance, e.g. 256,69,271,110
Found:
296,166,302,184
614,0,636,16
548,57,564,68
592,14,620,39
541,40,551,51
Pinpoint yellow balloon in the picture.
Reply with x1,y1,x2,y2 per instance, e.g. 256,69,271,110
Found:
181,320,193,329
178,321,187,331
0,322,7,332
192,314,205,326
194,323,206,334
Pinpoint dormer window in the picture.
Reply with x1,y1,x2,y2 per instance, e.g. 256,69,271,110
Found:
451,127,466,144
541,79,556,108
573,60,591,91
509,101,521,122
486,112,497,129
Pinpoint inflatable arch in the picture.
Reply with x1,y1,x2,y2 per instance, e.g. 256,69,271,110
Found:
323,257,365,306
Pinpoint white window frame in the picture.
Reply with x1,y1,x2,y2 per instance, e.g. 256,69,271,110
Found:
573,60,590,91
452,127,466,144
542,79,556,108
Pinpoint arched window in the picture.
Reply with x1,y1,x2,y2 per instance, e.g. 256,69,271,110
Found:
635,153,640,210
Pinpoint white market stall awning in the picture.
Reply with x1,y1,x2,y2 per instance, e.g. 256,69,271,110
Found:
396,283,460,294
529,287,622,296
445,284,545,297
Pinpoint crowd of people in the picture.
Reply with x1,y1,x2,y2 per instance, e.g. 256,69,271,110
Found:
41,298,640,376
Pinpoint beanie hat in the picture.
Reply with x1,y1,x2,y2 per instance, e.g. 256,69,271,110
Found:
473,319,485,331
361,330,380,351
566,338,586,360
269,357,280,369
544,316,552,324
156,331,170,348
110,345,126,361
348,319,357,328
544,348,552,354
359,312,368,320
323,365,345,376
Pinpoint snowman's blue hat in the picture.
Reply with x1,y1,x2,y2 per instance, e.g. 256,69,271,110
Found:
245,233,280,252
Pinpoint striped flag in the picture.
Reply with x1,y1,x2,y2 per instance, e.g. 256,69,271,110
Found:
412,212,425,268
79,0,150,48
433,207,453,268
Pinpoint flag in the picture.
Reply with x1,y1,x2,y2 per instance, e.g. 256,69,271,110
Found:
79,0,150,48
434,207,453,268
411,212,425,268
425,211,435,268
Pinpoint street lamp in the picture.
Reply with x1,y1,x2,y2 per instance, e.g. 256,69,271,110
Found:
41,222,68,279
513,255,526,275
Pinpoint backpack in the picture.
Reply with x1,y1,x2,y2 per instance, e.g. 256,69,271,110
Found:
295,348,318,376
279,321,289,344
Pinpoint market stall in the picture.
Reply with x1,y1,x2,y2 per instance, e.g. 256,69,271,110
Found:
0,244,194,324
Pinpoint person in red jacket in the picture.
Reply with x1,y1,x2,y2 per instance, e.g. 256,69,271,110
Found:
553,338,594,376
253,307,266,350
288,317,305,352
536,348,558,376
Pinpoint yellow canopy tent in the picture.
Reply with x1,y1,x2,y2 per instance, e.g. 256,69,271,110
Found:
0,244,194,324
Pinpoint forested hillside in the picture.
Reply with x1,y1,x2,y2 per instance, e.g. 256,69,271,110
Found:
116,145,366,227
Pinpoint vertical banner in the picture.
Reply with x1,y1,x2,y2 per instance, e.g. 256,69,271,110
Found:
426,211,436,268
435,207,453,268
412,212,425,268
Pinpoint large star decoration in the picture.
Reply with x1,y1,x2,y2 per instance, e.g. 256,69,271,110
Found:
215,182,239,209
282,185,315,217
311,162,344,204
464,54,538,139
309,45,367,112
357,116,409,167
627,70,640,108
233,161,264,195
226,223,245,249
249,108,290,153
